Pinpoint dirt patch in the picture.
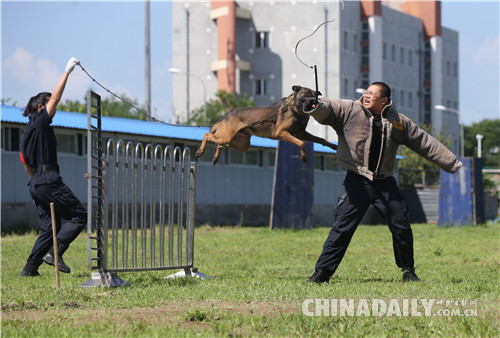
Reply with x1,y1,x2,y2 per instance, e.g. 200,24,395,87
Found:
1,300,300,327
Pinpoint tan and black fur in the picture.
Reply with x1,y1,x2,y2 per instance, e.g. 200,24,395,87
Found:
196,85,337,165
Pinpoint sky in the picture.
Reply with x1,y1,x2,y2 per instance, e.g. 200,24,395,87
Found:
1,0,499,126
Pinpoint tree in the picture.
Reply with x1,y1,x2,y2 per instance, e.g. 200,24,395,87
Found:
186,90,255,126
463,119,500,168
1,98,18,106
57,94,147,120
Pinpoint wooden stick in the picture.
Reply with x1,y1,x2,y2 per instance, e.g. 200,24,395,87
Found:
50,203,60,290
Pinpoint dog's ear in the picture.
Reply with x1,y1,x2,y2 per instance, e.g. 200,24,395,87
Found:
316,90,322,97
292,85,302,92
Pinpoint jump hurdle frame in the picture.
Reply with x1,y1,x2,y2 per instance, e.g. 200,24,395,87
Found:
80,91,209,287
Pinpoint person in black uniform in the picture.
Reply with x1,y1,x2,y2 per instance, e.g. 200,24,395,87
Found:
19,57,87,277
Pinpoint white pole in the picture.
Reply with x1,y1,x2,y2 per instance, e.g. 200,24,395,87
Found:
476,134,484,158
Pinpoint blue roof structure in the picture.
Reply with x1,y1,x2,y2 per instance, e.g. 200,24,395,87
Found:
1,105,337,154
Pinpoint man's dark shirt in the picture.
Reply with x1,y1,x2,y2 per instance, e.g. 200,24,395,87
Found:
20,107,58,169
368,114,382,172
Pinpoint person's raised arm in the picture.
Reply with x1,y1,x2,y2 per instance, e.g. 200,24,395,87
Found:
45,57,79,118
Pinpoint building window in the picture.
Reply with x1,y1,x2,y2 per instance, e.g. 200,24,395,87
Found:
453,62,458,77
353,34,358,52
447,61,451,76
424,42,431,58
400,47,404,64
391,45,396,62
268,150,276,167
55,133,76,154
361,22,369,40
424,61,431,80
409,92,413,108
314,154,323,170
409,50,413,66
255,79,269,96
198,144,216,163
229,149,244,164
324,156,337,171
246,150,260,166
3,126,20,151
343,31,349,50
343,78,349,98
255,31,269,48
361,73,369,88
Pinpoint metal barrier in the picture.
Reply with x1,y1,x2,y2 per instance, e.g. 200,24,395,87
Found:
81,91,208,287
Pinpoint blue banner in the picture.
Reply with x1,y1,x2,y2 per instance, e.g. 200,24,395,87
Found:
270,140,314,230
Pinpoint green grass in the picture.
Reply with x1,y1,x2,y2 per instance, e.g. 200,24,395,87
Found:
2,222,499,337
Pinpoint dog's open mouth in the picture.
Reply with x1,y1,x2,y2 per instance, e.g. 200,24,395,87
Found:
303,98,317,112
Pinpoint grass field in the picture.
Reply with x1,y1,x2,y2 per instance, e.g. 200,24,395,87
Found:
1,222,499,337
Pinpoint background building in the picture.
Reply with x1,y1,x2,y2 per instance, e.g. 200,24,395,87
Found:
171,0,460,154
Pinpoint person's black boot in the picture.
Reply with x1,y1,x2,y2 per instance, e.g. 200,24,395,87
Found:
20,259,42,277
307,269,333,284
43,243,71,273
402,267,421,282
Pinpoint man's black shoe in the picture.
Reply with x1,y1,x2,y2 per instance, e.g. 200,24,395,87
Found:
19,262,41,277
307,269,332,284
43,252,71,273
402,267,421,282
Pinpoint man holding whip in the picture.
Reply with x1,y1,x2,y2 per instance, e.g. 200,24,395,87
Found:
19,57,87,277
304,81,462,284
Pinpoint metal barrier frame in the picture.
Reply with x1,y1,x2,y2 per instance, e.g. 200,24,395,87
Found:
81,91,208,287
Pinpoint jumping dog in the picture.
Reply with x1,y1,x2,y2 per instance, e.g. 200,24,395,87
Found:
195,85,337,165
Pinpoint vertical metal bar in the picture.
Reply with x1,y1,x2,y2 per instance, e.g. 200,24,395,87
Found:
132,144,140,269
116,140,125,269
145,144,154,267
154,145,163,267
137,143,146,268
125,142,133,269
86,90,93,271
159,146,166,266
102,142,110,271
87,91,104,271
185,150,196,267
167,146,175,267
109,139,118,269
175,147,183,266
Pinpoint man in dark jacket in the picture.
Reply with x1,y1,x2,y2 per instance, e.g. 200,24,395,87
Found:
305,81,462,284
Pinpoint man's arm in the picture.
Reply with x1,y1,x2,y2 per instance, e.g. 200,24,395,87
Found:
304,97,353,128
403,117,463,173
45,57,80,118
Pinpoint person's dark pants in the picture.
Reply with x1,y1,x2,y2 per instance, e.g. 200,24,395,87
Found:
315,170,414,274
26,169,87,264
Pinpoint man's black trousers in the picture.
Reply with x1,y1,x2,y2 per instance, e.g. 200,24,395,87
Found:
27,169,87,263
315,170,414,274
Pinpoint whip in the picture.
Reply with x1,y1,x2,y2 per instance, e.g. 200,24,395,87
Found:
294,1,345,102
